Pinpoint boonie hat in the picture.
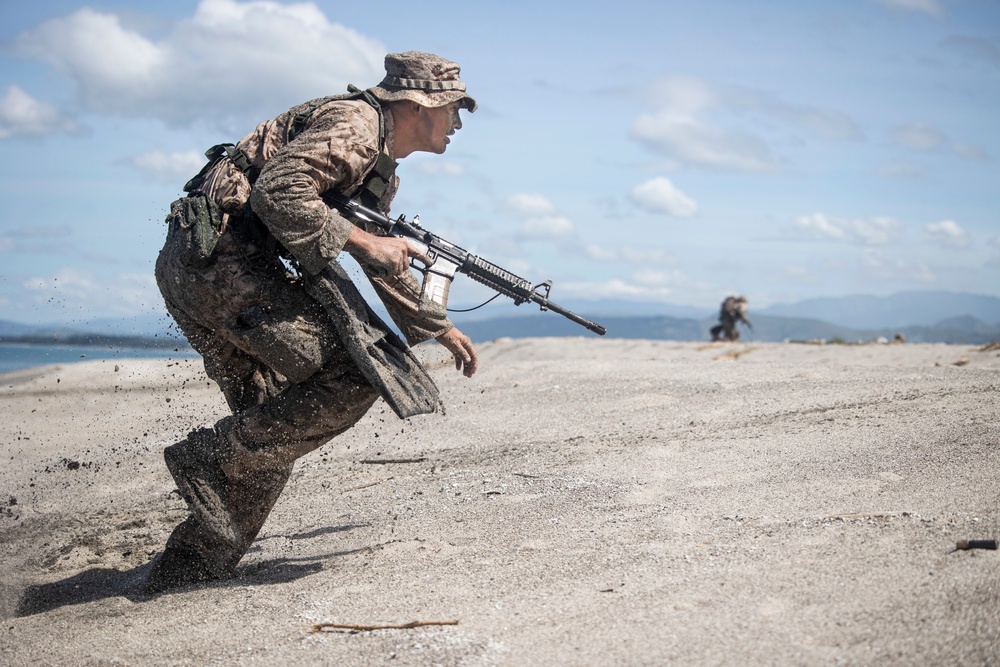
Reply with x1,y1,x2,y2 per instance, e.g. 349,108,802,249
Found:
367,51,477,112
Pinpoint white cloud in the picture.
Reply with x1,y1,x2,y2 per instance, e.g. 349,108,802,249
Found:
499,193,574,239
131,150,207,182
24,267,162,314
631,76,777,172
0,224,77,255
890,122,989,161
873,0,944,16
630,75,861,172
630,177,697,217
499,193,558,218
860,249,935,283
562,277,674,300
25,269,99,301
891,123,945,151
560,268,704,302
632,108,777,172
878,163,927,180
925,219,971,248
951,142,990,162
766,105,863,141
497,193,573,237
633,269,679,286
520,216,574,239
0,86,77,138
793,213,905,245
584,245,677,266
13,0,385,126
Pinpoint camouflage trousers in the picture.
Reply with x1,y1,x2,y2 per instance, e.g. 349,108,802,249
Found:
154,198,378,575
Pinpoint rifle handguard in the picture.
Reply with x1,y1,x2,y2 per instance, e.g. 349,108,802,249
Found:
465,256,533,304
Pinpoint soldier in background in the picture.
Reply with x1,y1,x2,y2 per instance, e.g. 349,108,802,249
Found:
710,295,752,342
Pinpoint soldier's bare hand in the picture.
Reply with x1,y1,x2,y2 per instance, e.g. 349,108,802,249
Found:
345,227,429,276
435,327,478,378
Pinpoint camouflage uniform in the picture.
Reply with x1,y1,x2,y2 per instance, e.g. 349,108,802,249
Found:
147,52,476,591
710,295,751,342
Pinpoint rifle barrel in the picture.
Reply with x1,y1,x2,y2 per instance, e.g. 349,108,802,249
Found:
530,294,607,336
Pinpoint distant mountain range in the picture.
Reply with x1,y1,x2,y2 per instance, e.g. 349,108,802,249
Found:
2,290,998,347
454,312,1000,345
757,291,1000,329
453,290,1000,344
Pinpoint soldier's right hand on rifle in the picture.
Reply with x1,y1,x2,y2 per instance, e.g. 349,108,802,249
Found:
345,225,431,277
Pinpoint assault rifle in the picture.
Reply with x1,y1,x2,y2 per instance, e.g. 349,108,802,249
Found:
326,194,606,336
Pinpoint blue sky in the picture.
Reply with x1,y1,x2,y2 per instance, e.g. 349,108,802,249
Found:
1,0,998,327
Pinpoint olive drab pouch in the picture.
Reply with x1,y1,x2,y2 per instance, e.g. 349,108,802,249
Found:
164,194,223,265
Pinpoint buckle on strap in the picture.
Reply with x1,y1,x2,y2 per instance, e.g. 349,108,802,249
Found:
184,143,258,192
210,144,252,175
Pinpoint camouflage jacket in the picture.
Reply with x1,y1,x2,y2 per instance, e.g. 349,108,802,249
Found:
193,97,452,346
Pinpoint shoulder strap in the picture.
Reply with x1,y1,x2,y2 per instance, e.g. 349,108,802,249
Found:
295,85,395,209
185,86,395,215
287,85,385,147
183,143,261,193
358,152,397,209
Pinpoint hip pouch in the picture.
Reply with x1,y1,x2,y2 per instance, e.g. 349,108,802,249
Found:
164,194,223,265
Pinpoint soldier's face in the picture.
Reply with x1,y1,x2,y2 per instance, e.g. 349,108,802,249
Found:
417,102,462,154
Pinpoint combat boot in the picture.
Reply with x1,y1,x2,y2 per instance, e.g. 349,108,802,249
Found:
144,540,215,594
144,427,241,593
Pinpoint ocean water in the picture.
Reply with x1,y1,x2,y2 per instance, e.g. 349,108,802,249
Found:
0,344,199,375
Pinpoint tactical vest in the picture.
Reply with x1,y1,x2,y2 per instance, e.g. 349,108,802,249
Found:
184,85,396,214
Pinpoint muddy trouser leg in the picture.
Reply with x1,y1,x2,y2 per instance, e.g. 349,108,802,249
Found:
152,232,379,582
161,339,379,576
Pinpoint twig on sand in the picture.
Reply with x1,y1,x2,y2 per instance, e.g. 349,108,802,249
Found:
360,457,427,465
340,477,393,493
311,620,459,633
824,511,904,519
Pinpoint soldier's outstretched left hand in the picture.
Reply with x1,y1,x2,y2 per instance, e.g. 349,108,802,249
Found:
436,327,478,377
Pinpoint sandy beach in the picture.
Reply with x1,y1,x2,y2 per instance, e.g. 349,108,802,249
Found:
1,338,998,666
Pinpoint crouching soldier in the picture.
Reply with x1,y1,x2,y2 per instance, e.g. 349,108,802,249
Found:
147,51,480,592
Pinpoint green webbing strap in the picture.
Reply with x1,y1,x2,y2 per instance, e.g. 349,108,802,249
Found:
287,85,384,146
358,152,397,208
285,84,395,210
182,144,226,193
183,143,259,191
223,144,250,173
184,85,395,216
